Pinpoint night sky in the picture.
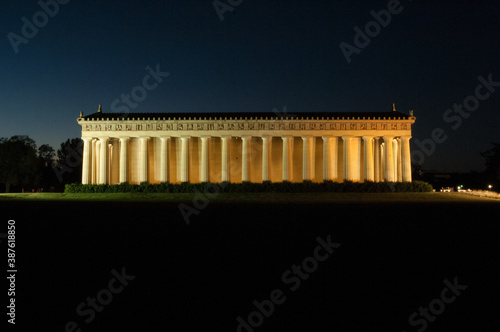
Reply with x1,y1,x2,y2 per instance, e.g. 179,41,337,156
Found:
1,0,499,172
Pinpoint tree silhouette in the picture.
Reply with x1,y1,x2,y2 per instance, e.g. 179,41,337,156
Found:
53,138,83,185
38,144,57,191
0,136,39,192
481,142,500,189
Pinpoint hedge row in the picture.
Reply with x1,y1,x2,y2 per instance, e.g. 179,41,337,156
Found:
65,181,433,193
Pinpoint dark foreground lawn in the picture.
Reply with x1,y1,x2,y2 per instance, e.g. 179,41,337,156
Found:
1,192,499,331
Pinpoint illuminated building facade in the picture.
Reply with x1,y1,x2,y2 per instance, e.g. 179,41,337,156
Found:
77,106,415,184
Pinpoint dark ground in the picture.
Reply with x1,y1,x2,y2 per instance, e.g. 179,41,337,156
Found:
2,196,500,331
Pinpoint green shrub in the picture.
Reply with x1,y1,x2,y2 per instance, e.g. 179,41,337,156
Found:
64,180,434,193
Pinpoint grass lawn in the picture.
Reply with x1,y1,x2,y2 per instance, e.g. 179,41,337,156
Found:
0,191,498,203
3,188,500,331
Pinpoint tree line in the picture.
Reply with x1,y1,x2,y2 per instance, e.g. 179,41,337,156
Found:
0,136,82,193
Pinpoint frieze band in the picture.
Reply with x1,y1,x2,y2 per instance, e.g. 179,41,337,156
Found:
84,122,409,132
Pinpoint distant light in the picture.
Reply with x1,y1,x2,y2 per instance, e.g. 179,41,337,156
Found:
488,185,493,189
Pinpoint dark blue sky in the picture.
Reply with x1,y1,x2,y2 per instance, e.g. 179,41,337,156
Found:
1,0,499,172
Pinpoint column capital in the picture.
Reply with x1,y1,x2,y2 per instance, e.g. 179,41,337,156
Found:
82,137,93,141
362,136,374,144
119,136,130,141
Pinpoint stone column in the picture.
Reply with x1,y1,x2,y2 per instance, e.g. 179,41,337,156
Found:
322,136,338,181
322,136,331,181
342,137,349,181
108,143,113,184
343,136,361,182
282,136,292,181
383,136,395,182
396,138,403,182
81,137,93,184
119,137,129,183
158,137,168,183
98,137,108,184
393,138,400,182
331,137,338,181
221,136,230,182
91,139,97,184
374,138,380,182
95,140,100,184
380,142,385,181
200,137,209,182
241,136,251,182
302,136,313,181
139,137,149,183
180,137,189,183
262,136,271,182
401,136,412,182
363,136,375,182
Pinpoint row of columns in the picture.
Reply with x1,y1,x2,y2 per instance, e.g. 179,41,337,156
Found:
82,135,412,184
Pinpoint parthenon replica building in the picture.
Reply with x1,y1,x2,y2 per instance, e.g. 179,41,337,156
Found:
77,106,415,184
